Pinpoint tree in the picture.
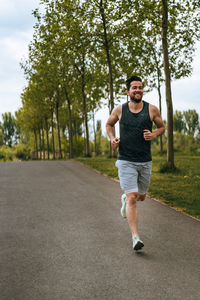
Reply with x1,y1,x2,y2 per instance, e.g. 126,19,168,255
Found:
173,110,185,133
0,125,4,146
184,109,199,137
29,0,104,157
121,0,200,167
1,112,16,147
96,120,102,155
161,0,174,168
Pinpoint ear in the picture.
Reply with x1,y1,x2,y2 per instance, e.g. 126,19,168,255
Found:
126,90,129,96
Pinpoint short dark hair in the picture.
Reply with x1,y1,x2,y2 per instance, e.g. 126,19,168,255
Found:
126,76,143,91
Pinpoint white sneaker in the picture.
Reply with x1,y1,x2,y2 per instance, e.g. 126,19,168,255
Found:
132,236,144,251
121,194,126,218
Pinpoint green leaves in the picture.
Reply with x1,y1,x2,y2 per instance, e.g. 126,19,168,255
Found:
1,112,17,147
18,0,200,157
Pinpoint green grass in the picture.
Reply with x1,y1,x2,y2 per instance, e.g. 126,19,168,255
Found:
75,154,200,219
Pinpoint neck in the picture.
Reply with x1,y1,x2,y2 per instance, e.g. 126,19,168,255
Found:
128,100,144,113
129,99,143,107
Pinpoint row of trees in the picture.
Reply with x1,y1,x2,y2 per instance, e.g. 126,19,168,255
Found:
1,109,199,157
17,0,200,165
173,110,199,136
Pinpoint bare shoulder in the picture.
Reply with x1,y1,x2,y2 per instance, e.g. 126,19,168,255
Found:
149,103,160,114
106,104,122,126
112,104,122,117
149,103,161,120
109,104,122,121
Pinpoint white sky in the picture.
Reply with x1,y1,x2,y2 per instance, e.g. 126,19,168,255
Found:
0,0,199,135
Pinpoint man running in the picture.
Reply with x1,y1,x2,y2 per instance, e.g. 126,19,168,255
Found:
106,75,165,251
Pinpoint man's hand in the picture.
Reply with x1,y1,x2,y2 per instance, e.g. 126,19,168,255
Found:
111,137,120,149
143,129,156,141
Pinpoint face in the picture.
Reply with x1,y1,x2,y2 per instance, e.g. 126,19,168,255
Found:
127,81,143,103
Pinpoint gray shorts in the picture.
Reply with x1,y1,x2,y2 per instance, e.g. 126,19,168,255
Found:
115,160,152,195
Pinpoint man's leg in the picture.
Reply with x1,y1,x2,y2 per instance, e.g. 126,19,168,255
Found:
126,192,146,237
126,192,146,250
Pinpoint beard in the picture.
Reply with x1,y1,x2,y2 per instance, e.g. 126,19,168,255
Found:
130,95,142,103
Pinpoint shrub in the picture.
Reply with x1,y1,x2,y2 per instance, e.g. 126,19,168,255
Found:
15,144,30,160
0,145,14,161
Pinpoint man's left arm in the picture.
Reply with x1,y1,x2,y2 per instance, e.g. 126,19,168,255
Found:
143,106,165,141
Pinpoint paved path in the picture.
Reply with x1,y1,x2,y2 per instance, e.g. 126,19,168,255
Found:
0,161,200,300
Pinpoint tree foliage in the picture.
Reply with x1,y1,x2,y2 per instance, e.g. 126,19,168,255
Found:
17,0,200,160
1,112,17,147
173,109,199,137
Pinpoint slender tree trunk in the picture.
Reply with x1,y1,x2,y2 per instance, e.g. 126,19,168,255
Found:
51,109,55,160
92,110,97,155
34,129,38,160
64,88,73,158
55,100,62,159
99,0,114,113
42,126,45,160
161,0,174,168
38,127,42,160
99,0,116,158
157,86,163,155
81,70,90,157
45,118,50,160
74,120,78,156
83,123,86,156
156,71,163,155
73,59,89,156
152,48,163,155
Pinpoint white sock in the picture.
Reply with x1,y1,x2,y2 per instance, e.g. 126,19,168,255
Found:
132,234,139,239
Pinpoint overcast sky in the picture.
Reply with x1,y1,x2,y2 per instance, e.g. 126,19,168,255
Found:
0,0,200,134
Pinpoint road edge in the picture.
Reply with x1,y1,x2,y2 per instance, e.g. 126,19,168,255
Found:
75,159,200,222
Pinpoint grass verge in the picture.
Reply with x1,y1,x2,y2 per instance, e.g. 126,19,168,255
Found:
75,154,200,220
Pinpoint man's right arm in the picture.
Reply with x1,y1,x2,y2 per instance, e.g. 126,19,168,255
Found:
106,105,121,149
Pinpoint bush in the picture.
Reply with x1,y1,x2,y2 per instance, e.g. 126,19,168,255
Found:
15,144,30,160
0,145,14,161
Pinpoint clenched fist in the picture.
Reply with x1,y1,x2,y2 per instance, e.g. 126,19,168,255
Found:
111,137,120,149
143,129,156,141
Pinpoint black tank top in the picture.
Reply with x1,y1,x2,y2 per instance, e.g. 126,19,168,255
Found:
118,101,152,162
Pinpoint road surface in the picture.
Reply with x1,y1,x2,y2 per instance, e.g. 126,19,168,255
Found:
0,161,200,300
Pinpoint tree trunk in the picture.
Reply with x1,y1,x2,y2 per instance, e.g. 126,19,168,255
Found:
92,110,97,155
81,70,90,157
152,47,163,155
64,88,73,158
51,109,55,160
56,99,62,159
73,58,89,156
157,73,163,155
161,0,174,168
100,0,115,158
34,129,38,160
74,120,78,156
99,0,114,113
45,118,50,160
83,123,86,156
42,126,45,160
38,127,42,160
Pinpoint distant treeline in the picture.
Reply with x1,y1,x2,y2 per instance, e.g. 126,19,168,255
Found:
0,108,199,161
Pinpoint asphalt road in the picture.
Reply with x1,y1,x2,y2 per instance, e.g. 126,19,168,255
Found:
0,161,200,300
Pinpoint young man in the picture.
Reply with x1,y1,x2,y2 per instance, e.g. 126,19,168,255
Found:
106,76,165,251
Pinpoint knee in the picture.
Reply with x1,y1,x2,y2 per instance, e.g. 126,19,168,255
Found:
126,194,138,206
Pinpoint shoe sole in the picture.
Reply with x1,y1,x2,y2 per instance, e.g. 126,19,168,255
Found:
133,241,144,251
